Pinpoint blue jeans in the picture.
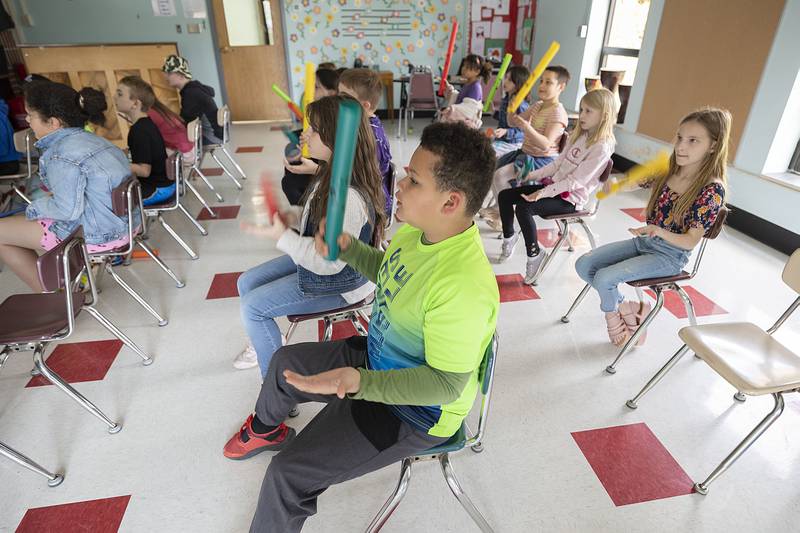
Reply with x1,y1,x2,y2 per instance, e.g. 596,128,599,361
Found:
496,148,555,171
238,255,348,378
575,236,691,312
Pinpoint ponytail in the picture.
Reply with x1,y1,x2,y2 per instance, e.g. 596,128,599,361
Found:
77,87,108,127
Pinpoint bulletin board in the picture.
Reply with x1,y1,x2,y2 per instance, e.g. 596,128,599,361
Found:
637,0,785,158
468,0,537,65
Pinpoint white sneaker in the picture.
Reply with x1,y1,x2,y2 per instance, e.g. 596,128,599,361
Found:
524,251,548,285
498,233,519,263
233,342,259,370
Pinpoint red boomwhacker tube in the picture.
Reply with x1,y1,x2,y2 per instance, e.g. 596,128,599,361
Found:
438,21,459,97
260,173,286,225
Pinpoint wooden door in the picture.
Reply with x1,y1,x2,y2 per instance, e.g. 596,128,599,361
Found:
211,0,291,121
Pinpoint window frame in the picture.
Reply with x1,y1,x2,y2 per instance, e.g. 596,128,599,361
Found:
598,0,646,77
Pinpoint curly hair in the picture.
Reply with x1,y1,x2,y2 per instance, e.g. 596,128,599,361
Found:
25,80,107,128
419,122,496,216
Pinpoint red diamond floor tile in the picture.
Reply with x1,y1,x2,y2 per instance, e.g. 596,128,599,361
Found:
236,146,264,153
200,167,224,176
496,274,540,303
571,422,694,506
317,317,369,341
196,205,241,221
645,285,728,318
15,495,131,533
206,272,243,300
26,340,124,388
621,208,646,223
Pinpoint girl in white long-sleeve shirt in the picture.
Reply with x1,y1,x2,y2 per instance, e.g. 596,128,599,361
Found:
496,88,616,283
233,95,387,376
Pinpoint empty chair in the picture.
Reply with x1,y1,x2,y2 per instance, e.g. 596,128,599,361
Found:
186,118,224,205
0,226,152,435
526,159,614,286
625,249,800,495
561,207,728,374
398,68,439,142
202,104,246,188
367,334,498,532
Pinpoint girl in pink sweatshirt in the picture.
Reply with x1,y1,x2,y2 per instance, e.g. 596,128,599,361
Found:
496,88,617,283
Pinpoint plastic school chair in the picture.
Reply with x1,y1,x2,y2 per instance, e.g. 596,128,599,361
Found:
0,129,36,207
186,118,225,205
398,68,439,142
202,104,247,187
285,297,373,343
625,249,800,495
526,159,614,286
561,207,728,375
142,151,207,259
0,439,63,487
366,334,499,533
384,161,398,231
0,227,152,436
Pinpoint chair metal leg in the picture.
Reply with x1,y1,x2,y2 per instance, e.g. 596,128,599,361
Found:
177,203,208,236
673,284,697,327
157,214,198,260
105,263,168,326
0,345,10,372
136,239,185,288
193,166,224,202
322,317,333,342
185,178,217,218
733,391,747,403
561,283,591,323
606,288,665,374
32,344,122,433
351,313,369,337
284,322,299,344
694,393,785,495
577,219,598,249
365,457,412,533
403,108,409,142
82,306,153,366
0,440,64,487
439,453,494,532
626,344,691,409
220,146,247,179
529,220,569,286
210,150,243,190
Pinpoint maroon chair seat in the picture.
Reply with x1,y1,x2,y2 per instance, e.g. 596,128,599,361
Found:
287,299,372,324
627,271,692,288
540,209,592,220
0,292,85,344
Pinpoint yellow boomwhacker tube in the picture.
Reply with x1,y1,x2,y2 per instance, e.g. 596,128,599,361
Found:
509,41,560,114
596,151,671,200
302,62,315,157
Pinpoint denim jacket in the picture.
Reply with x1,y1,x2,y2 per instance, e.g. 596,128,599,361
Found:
296,207,374,297
493,94,529,145
25,128,131,244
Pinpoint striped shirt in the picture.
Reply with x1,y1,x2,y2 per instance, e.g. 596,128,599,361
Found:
519,101,568,158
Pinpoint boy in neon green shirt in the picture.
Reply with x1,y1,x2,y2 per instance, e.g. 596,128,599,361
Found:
223,122,499,533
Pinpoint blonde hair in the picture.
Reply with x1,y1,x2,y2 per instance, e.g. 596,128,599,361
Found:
645,107,731,229
569,88,616,147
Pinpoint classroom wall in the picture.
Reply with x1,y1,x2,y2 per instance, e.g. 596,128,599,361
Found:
281,0,469,106
6,0,225,104
612,0,800,235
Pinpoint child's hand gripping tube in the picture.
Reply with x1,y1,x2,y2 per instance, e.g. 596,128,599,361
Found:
324,99,363,260
595,151,670,200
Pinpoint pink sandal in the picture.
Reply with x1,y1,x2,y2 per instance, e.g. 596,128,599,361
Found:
605,311,631,347
618,301,653,346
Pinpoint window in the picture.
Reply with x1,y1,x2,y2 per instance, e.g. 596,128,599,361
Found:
599,0,651,84
790,139,800,175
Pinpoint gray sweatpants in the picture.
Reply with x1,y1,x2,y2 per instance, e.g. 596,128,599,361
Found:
250,336,447,533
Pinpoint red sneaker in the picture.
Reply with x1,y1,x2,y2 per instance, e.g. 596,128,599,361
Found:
223,415,296,460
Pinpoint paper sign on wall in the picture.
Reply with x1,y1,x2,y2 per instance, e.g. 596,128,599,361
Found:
471,21,490,54
494,0,510,16
490,16,509,39
481,7,493,18
151,0,176,17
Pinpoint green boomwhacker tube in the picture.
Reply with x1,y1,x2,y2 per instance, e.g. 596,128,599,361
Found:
324,99,363,260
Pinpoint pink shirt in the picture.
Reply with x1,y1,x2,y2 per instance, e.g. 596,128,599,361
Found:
147,109,193,154
531,133,615,210
519,101,568,158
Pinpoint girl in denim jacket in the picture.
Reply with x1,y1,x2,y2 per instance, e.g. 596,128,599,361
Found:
234,95,387,377
0,81,131,291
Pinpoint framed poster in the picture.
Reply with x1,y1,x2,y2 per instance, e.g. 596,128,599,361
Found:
521,19,534,53
484,38,506,61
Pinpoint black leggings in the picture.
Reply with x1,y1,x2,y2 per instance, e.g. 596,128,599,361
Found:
497,184,576,256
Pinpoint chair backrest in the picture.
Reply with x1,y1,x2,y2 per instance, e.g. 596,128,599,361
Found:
782,248,800,294
12,129,28,153
187,118,203,159
558,131,568,153
36,226,87,293
218,105,231,145
383,161,397,229
598,159,613,183
407,71,437,110
704,205,728,240
472,333,498,446
108,176,146,250
165,151,182,183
